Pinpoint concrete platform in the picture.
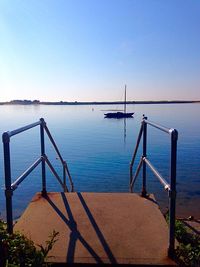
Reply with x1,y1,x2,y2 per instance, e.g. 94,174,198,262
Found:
14,192,177,266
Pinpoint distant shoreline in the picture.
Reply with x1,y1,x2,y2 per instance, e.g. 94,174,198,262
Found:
0,100,199,106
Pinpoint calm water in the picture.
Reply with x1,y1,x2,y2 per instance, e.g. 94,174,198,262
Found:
0,103,200,219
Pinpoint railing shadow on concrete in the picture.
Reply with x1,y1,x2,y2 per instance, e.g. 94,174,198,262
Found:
45,192,117,264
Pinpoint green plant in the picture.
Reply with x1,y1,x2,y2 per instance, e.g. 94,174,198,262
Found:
0,220,59,267
175,222,200,266
37,230,59,261
165,214,200,266
176,240,200,266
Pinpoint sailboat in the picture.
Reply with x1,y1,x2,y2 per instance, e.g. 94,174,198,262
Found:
104,85,134,118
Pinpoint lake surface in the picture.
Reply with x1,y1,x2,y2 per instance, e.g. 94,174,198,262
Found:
0,103,200,219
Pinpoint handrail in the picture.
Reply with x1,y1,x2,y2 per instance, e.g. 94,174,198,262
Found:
130,122,143,167
129,122,143,188
43,155,68,192
144,157,170,191
41,119,74,192
130,156,143,190
143,118,172,135
42,122,65,164
2,118,74,234
129,115,178,258
11,157,42,191
6,121,41,138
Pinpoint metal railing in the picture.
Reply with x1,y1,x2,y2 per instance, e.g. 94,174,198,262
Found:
2,118,74,234
130,115,178,257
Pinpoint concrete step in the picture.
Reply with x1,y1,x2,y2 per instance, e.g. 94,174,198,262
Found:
14,192,177,266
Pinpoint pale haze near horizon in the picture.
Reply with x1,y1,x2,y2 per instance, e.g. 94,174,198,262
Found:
0,0,200,102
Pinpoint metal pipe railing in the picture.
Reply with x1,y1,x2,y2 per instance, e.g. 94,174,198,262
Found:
168,129,178,256
2,132,13,234
42,121,74,191
2,118,73,234
130,123,143,167
143,118,172,135
142,116,147,197
40,118,47,196
130,123,143,186
43,123,65,164
43,155,68,192
11,157,42,191
8,121,41,137
130,156,143,192
63,161,74,192
129,115,178,258
144,157,170,191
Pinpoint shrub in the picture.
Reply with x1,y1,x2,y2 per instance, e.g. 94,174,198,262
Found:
175,221,200,266
165,214,200,266
0,220,59,267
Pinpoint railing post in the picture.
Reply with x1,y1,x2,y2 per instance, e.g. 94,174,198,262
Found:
168,129,178,258
2,132,13,234
40,118,47,196
142,115,147,197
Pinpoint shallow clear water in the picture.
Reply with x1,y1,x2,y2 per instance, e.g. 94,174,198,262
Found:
0,103,200,219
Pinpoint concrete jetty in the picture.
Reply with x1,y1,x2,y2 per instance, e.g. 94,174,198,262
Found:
14,192,177,266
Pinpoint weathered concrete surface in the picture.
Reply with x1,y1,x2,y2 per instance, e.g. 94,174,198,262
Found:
14,192,177,265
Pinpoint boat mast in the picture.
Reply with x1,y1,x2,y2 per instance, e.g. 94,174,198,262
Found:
124,84,126,114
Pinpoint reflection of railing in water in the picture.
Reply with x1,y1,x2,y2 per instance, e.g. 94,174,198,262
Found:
2,118,74,234
130,115,178,257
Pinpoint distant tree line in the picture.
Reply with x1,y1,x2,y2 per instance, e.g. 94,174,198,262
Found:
0,99,199,105
9,100,40,104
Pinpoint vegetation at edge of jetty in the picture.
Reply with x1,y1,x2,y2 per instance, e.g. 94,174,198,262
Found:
0,219,59,267
1,216,200,266
165,214,200,266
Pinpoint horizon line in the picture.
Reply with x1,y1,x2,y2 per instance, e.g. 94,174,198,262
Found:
0,99,199,106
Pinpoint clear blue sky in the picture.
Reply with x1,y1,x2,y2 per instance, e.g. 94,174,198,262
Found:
0,0,200,102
